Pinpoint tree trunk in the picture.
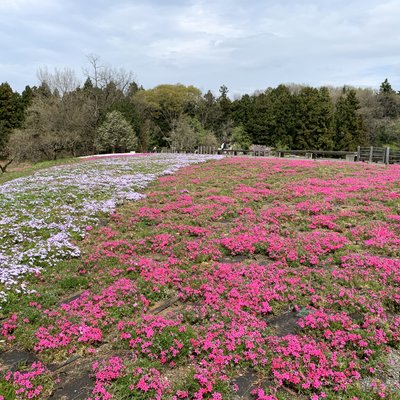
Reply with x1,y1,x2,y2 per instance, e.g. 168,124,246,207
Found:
0,158,13,174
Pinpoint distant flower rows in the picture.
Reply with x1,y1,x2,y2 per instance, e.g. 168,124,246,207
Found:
0,154,223,304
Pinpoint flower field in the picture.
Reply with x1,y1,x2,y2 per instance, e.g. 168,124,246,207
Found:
1,156,400,399
0,154,222,303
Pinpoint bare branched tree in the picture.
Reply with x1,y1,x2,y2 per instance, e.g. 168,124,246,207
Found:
83,54,135,94
37,67,80,96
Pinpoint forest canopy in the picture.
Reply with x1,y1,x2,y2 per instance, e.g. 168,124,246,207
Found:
1,59,399,163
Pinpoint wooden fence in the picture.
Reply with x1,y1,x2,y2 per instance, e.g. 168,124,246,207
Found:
160,146,271,156
159,146,400,165
274,149,357,160
357,146,400,165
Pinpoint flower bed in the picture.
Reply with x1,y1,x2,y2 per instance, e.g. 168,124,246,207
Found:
1,157,400,399
0,154,223,305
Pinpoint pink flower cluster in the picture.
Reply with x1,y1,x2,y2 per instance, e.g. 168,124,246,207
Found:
91,357,125,400
5,361,50,399
118,315,193,365
34,278,143,355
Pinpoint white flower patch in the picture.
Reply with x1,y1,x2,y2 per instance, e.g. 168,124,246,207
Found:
0,154,223,305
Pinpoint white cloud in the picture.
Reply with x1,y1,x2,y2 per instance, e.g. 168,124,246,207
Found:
0,0,50,10
1,0,399,93
175,3,244,38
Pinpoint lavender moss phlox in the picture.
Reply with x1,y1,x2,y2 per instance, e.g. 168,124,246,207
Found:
0,154,223,303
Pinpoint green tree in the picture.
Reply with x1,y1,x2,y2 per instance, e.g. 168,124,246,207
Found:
380,78,395,94
334,89,365,150
246,85,295,148
196,90,220,132
103,97,142,144
232,94,252,129
139,119,160,152
83,77,94,91
243,92,268,145
167,115,217,150
95,110,137,153
20,85,34,111
83,56,138,137
34,82,52,98
10,87,97,161
375,119,400,147
231,125,252,150
294,87,334,150
217,85,231,118
134,84,202,133
378,78,399,119
355,87,381,145
0,82,22,154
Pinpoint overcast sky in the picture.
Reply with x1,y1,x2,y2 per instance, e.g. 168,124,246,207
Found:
1,0,399,96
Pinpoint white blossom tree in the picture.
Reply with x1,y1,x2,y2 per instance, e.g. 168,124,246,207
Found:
95,110,137,153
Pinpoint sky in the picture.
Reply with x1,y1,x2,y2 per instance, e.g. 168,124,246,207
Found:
1,0,400,97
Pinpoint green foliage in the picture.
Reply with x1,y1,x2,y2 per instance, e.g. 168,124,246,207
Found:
294,86,334,150
2,64,400,158
0,379,16,400
109,361,166,400
378,79,400,119
134,84,202,133
380,78,395,94
83,77,94,91
7,86,99,161
59,275,89,290
135,278,172,302
334,89,365,150
0,82,23,154
215,85,232,138
150,325,195,363
95,110,138,153
139,118,158,152
167,115,217,150
231,124,252,149
245,84,295,147
197,90,221,133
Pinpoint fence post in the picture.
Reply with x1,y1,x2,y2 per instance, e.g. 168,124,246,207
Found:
385,147,390,166
369,146,374,163
357,146,361,162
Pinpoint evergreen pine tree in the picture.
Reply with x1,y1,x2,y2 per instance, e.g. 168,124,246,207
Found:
378,78,399,118
0,82,22,152
380,78,395,94
334,89,365,150
216,85,232,140
83,77,94,91
294,87,334,150
265,85,295,148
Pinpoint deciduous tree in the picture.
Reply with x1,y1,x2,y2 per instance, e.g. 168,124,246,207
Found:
167,115,217,150
95,110,137,153
133,84,202,137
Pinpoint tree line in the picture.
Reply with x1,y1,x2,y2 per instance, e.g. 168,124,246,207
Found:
1,56,400,165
